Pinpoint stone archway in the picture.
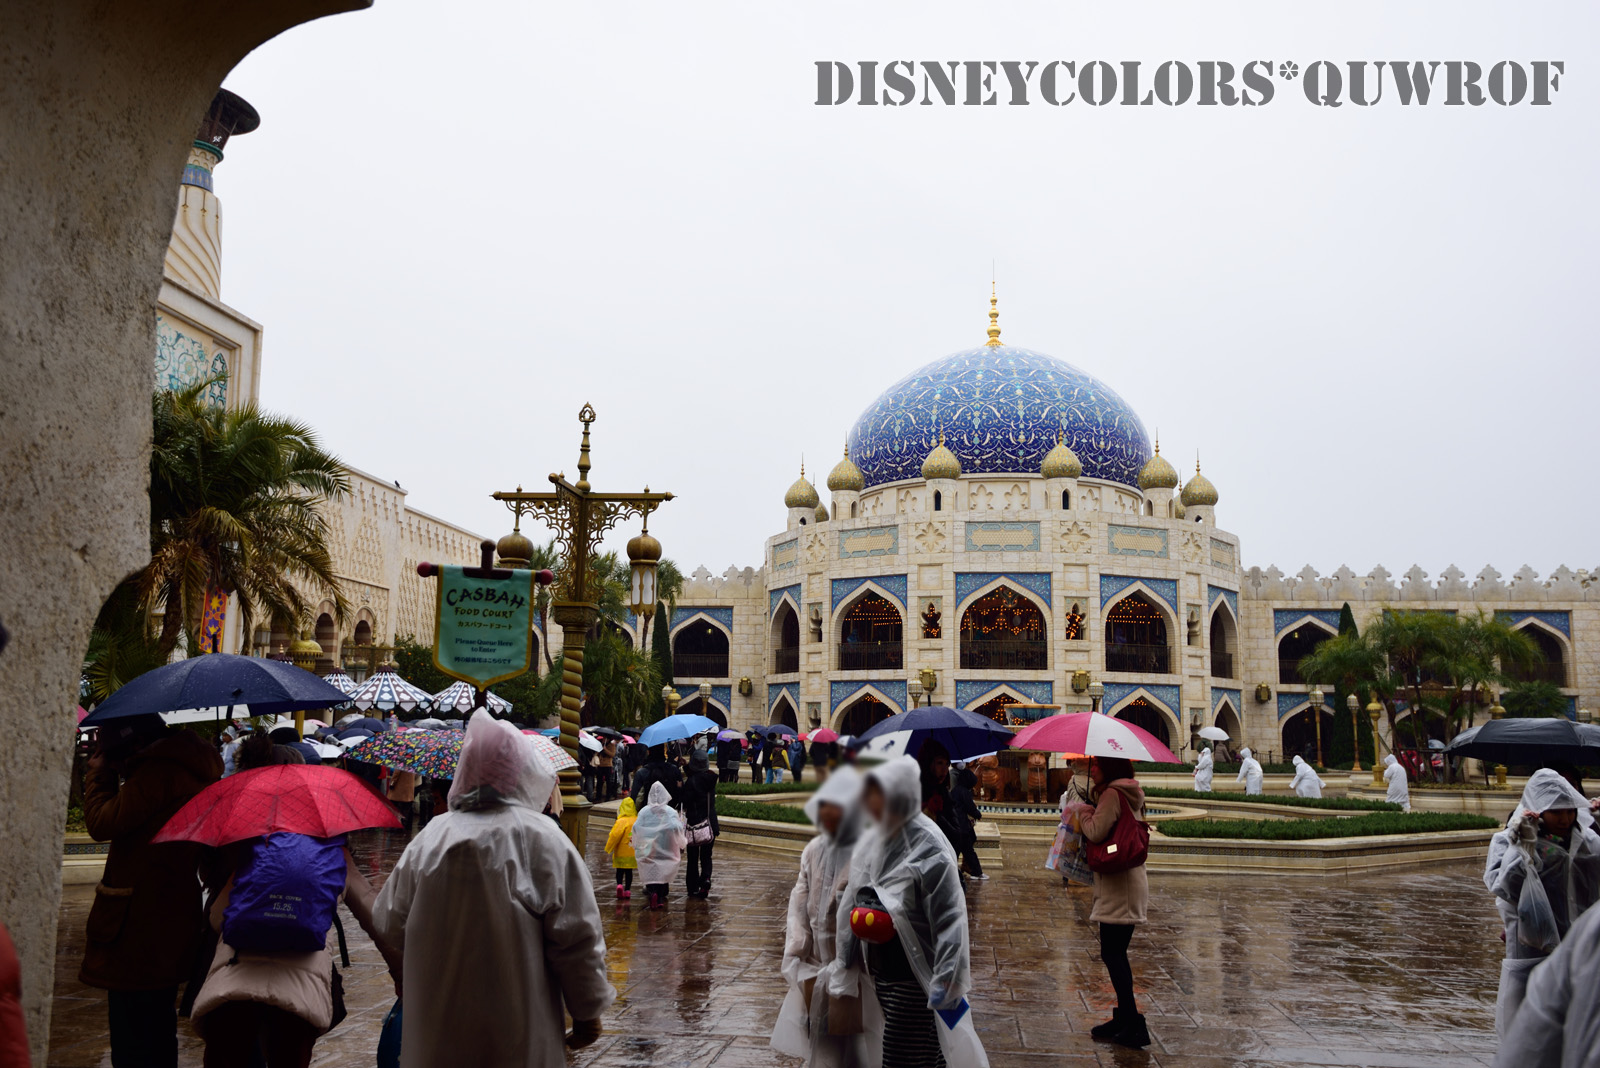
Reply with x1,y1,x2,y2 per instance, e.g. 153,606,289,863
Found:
836,693,895,737
770,694,799,730
959,585,1047,670
1281,706,1335,763
1105,592,1171,674
836,591,903,671
678,696,728,729
1112,697,1172,748
771,601,800,674
673,617,730,677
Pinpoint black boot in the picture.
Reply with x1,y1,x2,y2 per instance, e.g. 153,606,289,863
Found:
1111,1012,1150,1049
1090,1010,1126,1040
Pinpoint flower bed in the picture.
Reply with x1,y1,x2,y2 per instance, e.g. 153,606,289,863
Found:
1158,812,1499,841
716,797,812,824
717,781,814,796
1142,787,1400,812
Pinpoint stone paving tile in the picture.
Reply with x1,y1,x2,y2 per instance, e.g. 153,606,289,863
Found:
48,831,1505,1068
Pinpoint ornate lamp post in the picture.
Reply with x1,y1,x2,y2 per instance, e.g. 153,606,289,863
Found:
494,404,673,852
662,686,680,716
908,676,924,709
698,681,712,721
1088,680,1104,714
1308,687,1325,766
1368,696,1385,786
1348,692,1363,772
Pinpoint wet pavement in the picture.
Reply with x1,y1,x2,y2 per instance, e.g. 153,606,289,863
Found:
50,827,1505,1067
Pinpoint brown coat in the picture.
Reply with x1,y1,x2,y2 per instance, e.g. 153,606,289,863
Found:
80,730,224,989
1080,780,1149,926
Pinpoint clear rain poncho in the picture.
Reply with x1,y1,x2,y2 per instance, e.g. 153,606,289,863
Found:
1486,769,1600,1037
1236,748,1264,795
772,766,875,1068
1289,756,1326,799
373,711,613,1068
1193,748,1214,793
831,756,988,1068
630,781,686,886
1382,755,1411,812
1495,899,1600,1068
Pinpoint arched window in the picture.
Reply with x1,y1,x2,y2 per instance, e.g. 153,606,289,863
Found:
352,619,373,646
1114,697,1170,747
838,593,903,671
772,602,800,674
972,693,1020,723
1278,624,1333,684
933,490,942,512
1144,500,1154,516
1281,705,1334,763
838,693,894,736
1213,701,1242,755
314,612,336,653
770,695,799,730
679,696,728,729
960,587,1046,670
1061,489,1071,510
673,621,729,677
850,501,858,518
1209,610,1236,678
1512,626,1568,686
799,516,807,526
1105,593,1169,673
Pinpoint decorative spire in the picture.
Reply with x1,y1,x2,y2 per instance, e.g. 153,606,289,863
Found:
985,281,1001,347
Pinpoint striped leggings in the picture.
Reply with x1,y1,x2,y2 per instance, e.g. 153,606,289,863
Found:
872,977,945,1068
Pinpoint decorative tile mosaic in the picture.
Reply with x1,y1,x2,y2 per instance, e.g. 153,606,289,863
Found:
1272,609,1342,636
964,521,1041,552
672,684,731,713
1276,692,1331,721
181,163,214,191
845,345,1152,489
1102,682,1181,715
954,679,1054,709
671,606,736,635
1212,688,1242,716
1100,574,1178,615
830,679,908,713
1210,538,1236,568
839,525,900,559
155,317,227,408
769,584,802,619
1493,610,1572,638
1208,585,1238,621
768,683,799,715
955,572,1052,608
831,574,909,612
1107,525,1169,558
772,539,798,572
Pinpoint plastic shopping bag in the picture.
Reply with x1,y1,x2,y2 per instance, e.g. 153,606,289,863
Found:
1516,865,1561,953
1046,824,1093,885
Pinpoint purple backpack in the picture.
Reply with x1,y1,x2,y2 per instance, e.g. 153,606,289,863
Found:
223,833,347,953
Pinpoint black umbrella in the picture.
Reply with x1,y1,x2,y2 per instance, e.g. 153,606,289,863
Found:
1448,718,1600,766
81,654,351,726
344,717,389,734
765,723,799,738
590,726,625,740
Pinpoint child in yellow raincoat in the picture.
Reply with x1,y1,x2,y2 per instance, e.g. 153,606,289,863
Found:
605,794,639,900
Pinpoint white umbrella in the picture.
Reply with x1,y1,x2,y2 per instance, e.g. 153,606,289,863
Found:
410,718,448,731
346,665,434,714
431,680,512,716
578,729,603,752
1198,726,1230,742
320,671,358,695
309,741,345,760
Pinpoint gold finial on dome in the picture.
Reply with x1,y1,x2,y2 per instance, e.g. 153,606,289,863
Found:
984,281,1002,347
921,430,963,480
784,460,820,509
1180,453,1219,507
826,442,865,492
1137,437,1179,490
1040,427,1082,479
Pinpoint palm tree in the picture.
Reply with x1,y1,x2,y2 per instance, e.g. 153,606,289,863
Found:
120,380,350,657
582,630,662,728
526,538,561,673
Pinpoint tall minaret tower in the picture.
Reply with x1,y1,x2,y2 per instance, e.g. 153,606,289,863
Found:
164,89,259,301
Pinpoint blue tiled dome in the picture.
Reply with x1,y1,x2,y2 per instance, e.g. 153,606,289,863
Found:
846,346,1152,489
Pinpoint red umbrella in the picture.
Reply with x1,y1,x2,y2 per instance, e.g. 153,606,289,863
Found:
153,764,400,846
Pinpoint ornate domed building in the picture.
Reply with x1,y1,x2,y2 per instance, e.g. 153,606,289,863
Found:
650,293,1595,764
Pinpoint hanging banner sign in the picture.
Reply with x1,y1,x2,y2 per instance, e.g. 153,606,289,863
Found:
432,566,537,688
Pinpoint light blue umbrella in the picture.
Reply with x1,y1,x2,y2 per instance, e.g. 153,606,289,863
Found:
639,713,718,748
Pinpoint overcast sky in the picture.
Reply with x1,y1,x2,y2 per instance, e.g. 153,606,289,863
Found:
220,1,1598,585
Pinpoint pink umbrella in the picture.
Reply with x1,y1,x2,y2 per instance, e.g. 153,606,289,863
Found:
807,727,840,744
1011,712,1180,764
76,705,89,723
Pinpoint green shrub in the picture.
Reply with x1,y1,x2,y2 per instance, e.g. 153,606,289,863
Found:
65,804,86,834
1143,787,1400,812
1158,812,1499,840
717,781,814,796
716,797,812,824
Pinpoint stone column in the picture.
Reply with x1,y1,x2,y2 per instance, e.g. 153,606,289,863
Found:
551,601,596,854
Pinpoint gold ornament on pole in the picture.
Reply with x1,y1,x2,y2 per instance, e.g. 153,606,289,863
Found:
1368,697,1385,786
1489,696,1509,786
493,405,674,853
1347,692,1363,772
287,632,323,736
1308,687,1325,767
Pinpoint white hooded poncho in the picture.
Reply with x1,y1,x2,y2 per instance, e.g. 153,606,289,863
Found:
631,781,686,885
832,756,988,1068
1382,755,1411,812
1289,756,1326,799
1193,748,1214,793
771,767,876,1068
372,710,613,1068
1236,748,1264,795
1495,899,1600,1068
1484,769,1600,1038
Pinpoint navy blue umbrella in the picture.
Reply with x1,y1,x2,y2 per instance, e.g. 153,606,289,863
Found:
345,717,390,734
335,727,376,742
855,705,1015,762
765,723,799,737
81,654,352,726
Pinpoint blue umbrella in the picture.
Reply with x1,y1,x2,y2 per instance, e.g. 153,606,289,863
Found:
639,713,718,748
855,705,1015,762
764,723,799,737
81,654,351,726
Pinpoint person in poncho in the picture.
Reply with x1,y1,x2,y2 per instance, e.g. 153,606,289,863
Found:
1193,748,1214,793
1382,754,1411,812
1289,756,1326,799
771,767,873,1068
1235,748,1263,795
605,794,639,900
831,756,986,1068
372,711,613,1067
1483,769,1600,1038
632,782,687,910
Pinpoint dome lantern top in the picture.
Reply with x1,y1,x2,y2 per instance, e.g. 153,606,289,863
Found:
826,443,865,492
1040,429,1082,479
1137,440,1180,491
1180,457,1219,506
920,431,963,480
784,463,820,509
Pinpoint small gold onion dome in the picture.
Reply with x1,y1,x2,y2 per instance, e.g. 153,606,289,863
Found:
1040,430,1082,479
496,528,534,567
288,633,323,658
814,502,829,522
1137,443,1179,490
1181,462,1219,507
626,529,662,564
784,465,820,509
1172,493,1187,519
826,444,865,492
921,432,963,480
